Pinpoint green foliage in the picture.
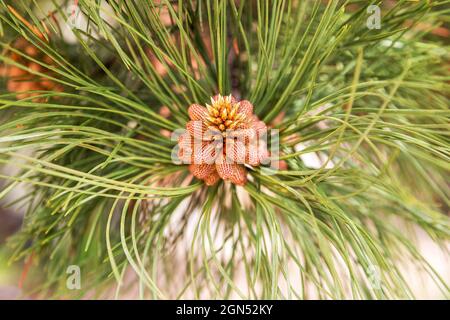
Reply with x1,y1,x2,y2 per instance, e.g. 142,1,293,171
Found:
0,0,449,299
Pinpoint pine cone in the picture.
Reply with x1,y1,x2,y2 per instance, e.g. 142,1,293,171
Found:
178,94,269,186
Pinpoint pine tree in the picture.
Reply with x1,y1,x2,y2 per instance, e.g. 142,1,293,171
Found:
0,0,449,299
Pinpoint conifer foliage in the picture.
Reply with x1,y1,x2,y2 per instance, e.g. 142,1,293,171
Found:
0,1,449,299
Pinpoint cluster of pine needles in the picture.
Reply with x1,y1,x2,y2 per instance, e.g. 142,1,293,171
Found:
0,0,449,299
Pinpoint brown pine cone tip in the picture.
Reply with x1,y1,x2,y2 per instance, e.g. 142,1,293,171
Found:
178,94,269,186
